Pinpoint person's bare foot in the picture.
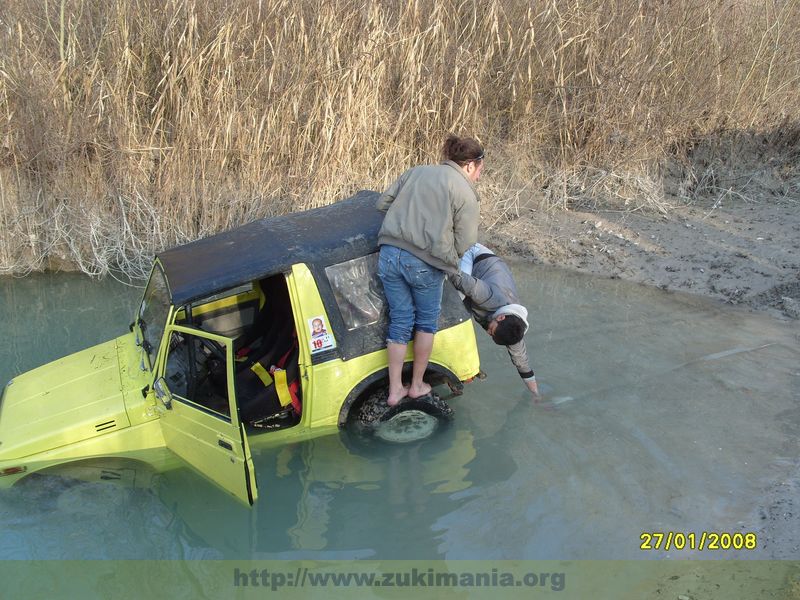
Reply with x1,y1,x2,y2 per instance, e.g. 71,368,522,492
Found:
408,381,432,399
387,385,409,407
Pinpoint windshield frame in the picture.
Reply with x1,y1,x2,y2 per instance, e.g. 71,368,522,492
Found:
136,261,173,373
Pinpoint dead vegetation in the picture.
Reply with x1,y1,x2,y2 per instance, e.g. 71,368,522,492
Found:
0,0,798,277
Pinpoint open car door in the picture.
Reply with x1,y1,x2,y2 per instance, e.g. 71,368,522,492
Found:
154,325,258,505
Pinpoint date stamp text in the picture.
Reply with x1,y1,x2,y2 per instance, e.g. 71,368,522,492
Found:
640,531,757,551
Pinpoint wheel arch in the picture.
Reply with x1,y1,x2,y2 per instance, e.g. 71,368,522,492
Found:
337,362,463,427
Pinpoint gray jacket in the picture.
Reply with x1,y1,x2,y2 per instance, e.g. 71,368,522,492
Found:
450,248,535,380
376,161,480,273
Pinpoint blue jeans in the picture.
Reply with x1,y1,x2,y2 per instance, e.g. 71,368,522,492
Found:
378,245,445,344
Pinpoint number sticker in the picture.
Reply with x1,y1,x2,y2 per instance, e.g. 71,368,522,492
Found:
308,316,336,354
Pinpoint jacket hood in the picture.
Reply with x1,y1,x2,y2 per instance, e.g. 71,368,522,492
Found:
492,303,529,333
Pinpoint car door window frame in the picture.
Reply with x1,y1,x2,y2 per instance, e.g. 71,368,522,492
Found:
158,324,242,428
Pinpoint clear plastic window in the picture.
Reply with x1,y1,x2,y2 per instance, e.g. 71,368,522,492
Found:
325,253,386,330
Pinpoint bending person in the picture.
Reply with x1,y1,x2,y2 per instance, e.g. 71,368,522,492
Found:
377,135,483,406
450,243,539,397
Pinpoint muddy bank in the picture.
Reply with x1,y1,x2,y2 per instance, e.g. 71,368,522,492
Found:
487,196,800,320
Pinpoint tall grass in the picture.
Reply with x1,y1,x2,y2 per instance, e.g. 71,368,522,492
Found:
0,0,798,276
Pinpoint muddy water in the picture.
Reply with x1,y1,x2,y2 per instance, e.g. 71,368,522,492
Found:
0,266,798,560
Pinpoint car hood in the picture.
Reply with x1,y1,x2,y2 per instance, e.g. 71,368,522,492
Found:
0,339,131,461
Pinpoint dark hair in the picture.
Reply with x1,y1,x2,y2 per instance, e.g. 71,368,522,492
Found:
442,134,484,166
492,314,526,346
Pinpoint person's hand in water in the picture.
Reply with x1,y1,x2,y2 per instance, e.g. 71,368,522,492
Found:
526,378,540,400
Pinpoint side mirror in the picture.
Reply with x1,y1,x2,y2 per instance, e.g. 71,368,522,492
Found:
153,377,173,410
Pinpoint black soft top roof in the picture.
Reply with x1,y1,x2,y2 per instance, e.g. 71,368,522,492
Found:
158,190,382,305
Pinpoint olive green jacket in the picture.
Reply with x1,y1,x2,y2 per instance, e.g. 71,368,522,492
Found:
376,161,480,273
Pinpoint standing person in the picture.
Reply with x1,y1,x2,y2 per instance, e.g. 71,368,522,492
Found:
450,242,539,398
377,135,483,406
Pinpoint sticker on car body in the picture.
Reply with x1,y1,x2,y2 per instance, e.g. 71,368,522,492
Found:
308,316,336,353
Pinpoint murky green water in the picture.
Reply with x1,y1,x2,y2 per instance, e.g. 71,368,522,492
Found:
1,265,798,560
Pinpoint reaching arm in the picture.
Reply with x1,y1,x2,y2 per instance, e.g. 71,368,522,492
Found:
452,195,480,257
506,340,538,396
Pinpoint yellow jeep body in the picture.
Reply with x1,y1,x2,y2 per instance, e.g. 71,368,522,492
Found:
0,192,480,505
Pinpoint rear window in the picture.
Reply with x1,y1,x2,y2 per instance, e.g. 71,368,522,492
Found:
325,253,386,330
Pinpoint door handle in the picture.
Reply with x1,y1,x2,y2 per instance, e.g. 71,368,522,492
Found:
218,439,233,451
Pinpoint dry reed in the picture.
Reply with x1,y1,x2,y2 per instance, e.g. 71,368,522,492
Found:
0,0,798,277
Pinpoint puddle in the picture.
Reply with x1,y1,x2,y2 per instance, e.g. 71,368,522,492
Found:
0,266,798,561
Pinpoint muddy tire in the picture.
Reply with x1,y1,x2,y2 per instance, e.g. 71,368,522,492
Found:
347,388,454,444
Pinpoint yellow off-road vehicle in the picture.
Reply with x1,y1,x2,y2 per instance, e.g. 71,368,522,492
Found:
0,192,481,505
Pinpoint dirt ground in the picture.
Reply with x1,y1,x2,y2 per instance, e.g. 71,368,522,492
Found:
486,195,800,320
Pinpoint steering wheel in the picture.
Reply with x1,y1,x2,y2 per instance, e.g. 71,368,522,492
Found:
190,336,228,400
197,336,227,362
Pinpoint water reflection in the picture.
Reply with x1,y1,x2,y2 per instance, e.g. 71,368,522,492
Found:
0,266,798,560
151,423,481,559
